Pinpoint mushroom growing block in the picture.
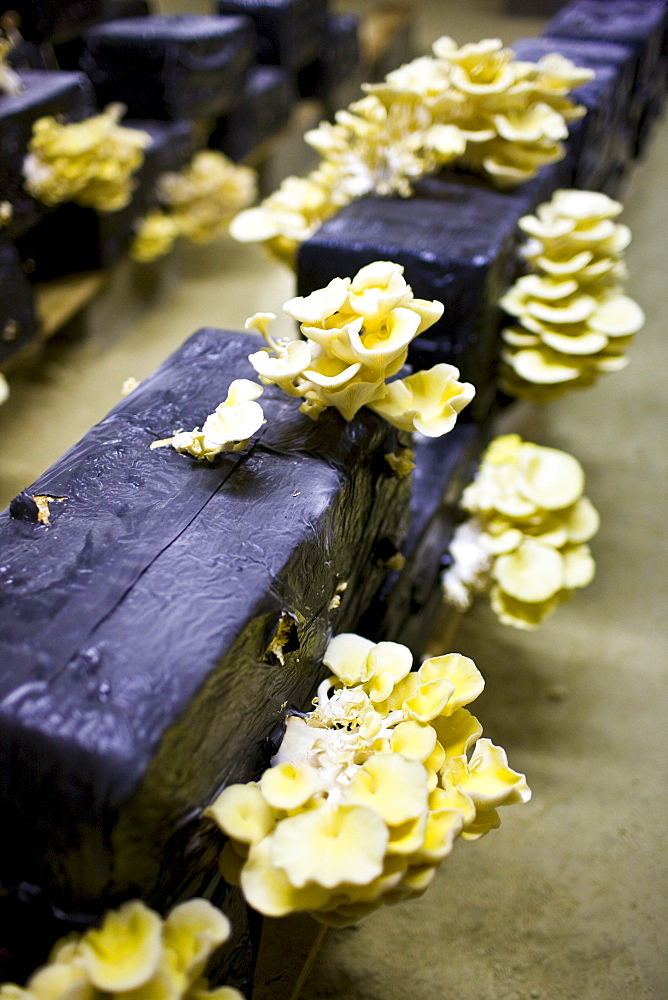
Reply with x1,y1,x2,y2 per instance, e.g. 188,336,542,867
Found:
546,0,667,153
79,15,256,120
0,238,39,365
208,65,295,163
217,0,328,72
0,328,410,964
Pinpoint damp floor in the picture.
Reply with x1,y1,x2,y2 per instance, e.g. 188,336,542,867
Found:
0,3,666,999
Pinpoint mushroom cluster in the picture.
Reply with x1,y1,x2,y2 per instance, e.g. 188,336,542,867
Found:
0,372,8,406
443,434,599,629
230,37,591,266
23,104,151,213
151,379,265,461
1,899,244,1000
131,151,257,263
246,261,475,433
500,189,645,401
207,633,530,925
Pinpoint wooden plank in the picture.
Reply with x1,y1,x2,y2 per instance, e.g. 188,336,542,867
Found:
35,271,108,338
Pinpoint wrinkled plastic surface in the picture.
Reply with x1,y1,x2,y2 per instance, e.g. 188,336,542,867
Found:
80,15,256,120
359,423,489,654
0,240,39,364
209,65,295,163
0,329,410,937
217,0,328,70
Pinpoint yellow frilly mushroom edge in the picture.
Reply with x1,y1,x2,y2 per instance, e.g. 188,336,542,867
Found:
442,434,599,629
206,632,530,925
0,899,245,1000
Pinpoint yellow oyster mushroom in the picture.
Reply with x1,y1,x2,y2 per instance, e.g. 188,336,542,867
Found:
25,964,92,1000
419,652,484,715
343,307,422,372
368,363,475,436
411,807,464,863
323,632,376,685
327,855,409,905
429,784,477,828
131,210,179,263
512,274,579,301
385,813,430,856
532,249,594,276
270,803,389,888
259,761,322,811
588,295,645,337
563,496,600,543
540,329,609,356
551,188,623,221
205,782,276,845
464,739,531,807
561,543,596,589
366,640,413,685
444,743,529,814
188,987,245,1000
423,739,446,774
490,584,561,629
404,676,456,723
494,103,567,143
390,720,437,761
248,340,312,383
346,261,413,318
241,836,331,916
480,525,524,554
0,988,31,1000
382,669,419,713
460,807,502,841
79,901,163,992
432,707,483,759
526,293,597,325
516,443,584,510
163,899,230,984
493,538,564,603
283,276,350,325
503,346,581,384
342,753,429,826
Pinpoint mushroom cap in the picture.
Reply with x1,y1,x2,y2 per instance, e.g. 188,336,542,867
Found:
493,538,564,602
27,963,93,1000
270,803,389,888
419,652,484,714
505,347,581,384
589,295,645,337
323,632,375,685
260,762,322,811
205,782,276,845
562,543,596,589
241,837,331,916
516,443,584,510
163,899,231,983
490,584,560,629
432,707,484,758
79,901,163,993
390,720,437,761
563,496,600,543
342,753,430,826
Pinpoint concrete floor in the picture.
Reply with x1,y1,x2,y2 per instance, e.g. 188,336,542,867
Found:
0,3,666,998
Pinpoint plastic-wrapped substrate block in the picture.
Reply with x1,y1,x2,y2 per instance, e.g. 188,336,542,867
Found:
208,65,295,163
0,239,39,365
79,15,257,120
217,0,328,71
0,328,410,966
